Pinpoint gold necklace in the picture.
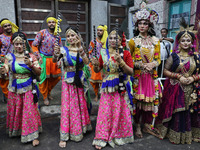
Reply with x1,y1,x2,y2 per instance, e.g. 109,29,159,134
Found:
179,51,190,57
14,52,24,58
68,46,79,52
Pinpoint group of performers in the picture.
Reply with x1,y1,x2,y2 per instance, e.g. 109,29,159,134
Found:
0,1,200,149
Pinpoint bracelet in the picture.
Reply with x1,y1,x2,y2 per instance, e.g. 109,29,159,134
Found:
82,54,87,59
119,60,126,68
29,63,34,68
193,75,200,81
177,74,182,80
80,51,85,57
78,47,83,51
192,75,196,81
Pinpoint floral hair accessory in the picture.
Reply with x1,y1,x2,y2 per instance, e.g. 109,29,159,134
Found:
133,1,159,24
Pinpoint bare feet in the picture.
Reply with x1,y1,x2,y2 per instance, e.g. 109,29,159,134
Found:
59,141,67,148
135,124,143,138
48,94,53,100
95,145,102,150
44,98,49,106
95,95,98,102
32,139,39,146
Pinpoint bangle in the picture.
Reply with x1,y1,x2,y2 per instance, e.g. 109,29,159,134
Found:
193,75,200,81
80,51,85,56
177,74,182,80
82,54,87,59
29,63,34,68
119,60,126,68
78,47,83,51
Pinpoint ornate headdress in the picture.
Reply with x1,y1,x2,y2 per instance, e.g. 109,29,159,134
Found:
173,18,198,53
133,1,159,24
175,25,198,41
12,35,24,43
65,28,78,36
109,30,121,40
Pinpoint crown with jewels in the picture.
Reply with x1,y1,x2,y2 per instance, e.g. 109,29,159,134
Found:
133,1,159,24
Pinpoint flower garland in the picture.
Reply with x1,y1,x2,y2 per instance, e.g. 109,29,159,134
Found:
132,36,161,115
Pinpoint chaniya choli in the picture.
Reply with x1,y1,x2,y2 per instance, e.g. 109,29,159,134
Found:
6,53,42,143
93,48,134,148
59,46,92,142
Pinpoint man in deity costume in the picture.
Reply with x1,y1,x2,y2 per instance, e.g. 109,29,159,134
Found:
32,17,62,105
129,2,162,138
0,18,18,102
88,25,108,101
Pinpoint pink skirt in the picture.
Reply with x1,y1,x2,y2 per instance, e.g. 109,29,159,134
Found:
136,73,155,102
60,81,92,142
6,91,42,143
93,92,134,148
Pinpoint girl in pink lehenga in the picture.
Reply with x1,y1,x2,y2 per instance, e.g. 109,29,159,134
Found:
0,32,42,146
91,29,134,149
53,26,92,148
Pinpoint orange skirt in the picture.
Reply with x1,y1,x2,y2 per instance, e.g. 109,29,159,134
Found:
0,78,9,98
89,63,102,83
40,54,61,84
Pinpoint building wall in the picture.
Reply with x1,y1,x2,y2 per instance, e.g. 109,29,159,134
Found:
0,0,16,23
190,0,198,24
90,0,108,40
128,0,197,39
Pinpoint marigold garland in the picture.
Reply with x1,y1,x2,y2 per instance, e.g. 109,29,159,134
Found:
131,37,161,116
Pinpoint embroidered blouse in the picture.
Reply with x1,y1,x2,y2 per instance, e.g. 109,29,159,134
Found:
88,38,103,59
32,29,62,59
6,53,41,94
0,33,13,55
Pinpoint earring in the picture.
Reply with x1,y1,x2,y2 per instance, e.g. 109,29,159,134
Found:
148,27,151,32
135,27,138,31
178,45,181,52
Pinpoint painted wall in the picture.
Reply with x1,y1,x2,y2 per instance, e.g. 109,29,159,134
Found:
90,0,108,41
0,0,16,24
128,0,197,39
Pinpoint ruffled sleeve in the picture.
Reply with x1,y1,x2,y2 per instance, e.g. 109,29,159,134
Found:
124,50,134,69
